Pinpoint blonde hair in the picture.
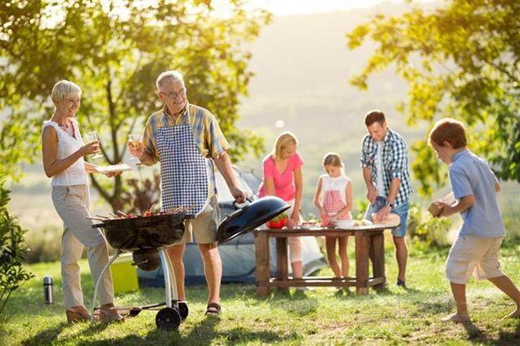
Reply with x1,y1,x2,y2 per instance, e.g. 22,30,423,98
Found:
51,80,82,105
156,70,185,89
428,118,467,149
322,152,344,168
272,131,298,160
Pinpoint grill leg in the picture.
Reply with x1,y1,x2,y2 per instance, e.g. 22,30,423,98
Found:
90,249,122,322
164,249,178,303
159,248,178,309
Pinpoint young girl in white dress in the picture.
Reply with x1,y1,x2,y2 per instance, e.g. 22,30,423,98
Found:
313,153,353,278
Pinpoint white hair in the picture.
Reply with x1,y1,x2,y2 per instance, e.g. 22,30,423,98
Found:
51,80,82,105
156,70,185,89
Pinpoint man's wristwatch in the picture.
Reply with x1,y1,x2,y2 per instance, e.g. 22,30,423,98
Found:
384,200,394,208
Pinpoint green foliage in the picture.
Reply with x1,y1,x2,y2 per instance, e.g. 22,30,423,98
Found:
0,0,271,210
503,210,520,246
0,177,34,316
407,203,452,252
354,198,369,220
347,0,520,195
23,227,62,264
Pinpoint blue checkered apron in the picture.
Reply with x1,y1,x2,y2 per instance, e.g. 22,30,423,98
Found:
157,124,210,217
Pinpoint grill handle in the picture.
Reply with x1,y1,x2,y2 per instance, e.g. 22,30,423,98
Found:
92,223,106,228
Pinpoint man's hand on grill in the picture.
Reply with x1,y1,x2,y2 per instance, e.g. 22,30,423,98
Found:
230,187,247,204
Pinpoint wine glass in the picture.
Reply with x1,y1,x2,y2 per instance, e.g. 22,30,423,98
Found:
128,133,143,164
84,131,104,159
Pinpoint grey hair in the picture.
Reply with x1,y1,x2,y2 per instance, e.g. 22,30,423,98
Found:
51,80,82,105
156,70,185,89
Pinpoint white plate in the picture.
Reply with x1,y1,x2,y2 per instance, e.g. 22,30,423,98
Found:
335,220,355,229
95,164,132,173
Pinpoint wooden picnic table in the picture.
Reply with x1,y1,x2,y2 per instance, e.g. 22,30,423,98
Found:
254,225,397,295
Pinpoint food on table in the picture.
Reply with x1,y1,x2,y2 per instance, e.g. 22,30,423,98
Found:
371,213,400,226
266,212,288,229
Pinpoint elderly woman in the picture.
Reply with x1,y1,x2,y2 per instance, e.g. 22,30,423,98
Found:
258,131,304,279
41,80,123,323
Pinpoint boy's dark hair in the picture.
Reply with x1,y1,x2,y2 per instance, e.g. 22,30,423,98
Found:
364,110,386,127
428,118,467,149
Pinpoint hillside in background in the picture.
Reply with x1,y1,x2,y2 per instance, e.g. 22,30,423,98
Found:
237,3,519,216
9,2,519,229
237,3,450,214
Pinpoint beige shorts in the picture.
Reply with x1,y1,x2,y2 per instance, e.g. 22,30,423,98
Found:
445,235,504,284
179,195,220,244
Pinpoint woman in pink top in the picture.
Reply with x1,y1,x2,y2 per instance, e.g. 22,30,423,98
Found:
258,131,304,279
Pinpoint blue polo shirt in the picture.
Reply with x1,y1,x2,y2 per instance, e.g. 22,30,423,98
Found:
449,149,504,238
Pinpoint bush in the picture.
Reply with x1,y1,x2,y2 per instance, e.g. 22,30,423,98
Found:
0,178,34,316
407,203,452,252
24,227,62,263
503,209,520,247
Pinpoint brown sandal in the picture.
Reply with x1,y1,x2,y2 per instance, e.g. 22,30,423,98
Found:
205,302,221,317
66,307,91,324
99,307,125,323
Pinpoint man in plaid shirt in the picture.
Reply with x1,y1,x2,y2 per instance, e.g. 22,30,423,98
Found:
128,70,247,317
360,110,413,288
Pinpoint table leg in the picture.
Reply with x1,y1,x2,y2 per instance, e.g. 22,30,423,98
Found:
255,231,270,295
355,231,369,295
276,237,289,292
371,232,386,291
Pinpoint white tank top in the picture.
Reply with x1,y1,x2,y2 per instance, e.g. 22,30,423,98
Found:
42,119,89,186
320,174,350,204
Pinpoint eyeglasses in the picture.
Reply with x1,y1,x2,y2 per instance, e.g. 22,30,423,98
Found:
159,88,187,101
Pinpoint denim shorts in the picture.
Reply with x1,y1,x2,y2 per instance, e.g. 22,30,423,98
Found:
364,196,409,237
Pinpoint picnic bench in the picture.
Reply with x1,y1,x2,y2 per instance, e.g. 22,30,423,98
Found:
254,225,397,295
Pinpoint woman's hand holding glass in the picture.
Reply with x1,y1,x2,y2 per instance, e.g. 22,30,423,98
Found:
80,140,101,157
83,131,104,159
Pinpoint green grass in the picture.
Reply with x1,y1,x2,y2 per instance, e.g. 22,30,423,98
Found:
1,245,520,345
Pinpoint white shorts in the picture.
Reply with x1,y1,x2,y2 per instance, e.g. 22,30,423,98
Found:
445,235,504,284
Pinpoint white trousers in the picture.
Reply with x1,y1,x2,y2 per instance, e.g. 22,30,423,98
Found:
52,185,114,308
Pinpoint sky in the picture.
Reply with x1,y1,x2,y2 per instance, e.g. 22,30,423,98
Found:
245,0,434,16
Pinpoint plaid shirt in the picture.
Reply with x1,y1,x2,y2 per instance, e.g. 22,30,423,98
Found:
360,128,413,206
142,103,229,197
142,102,229,163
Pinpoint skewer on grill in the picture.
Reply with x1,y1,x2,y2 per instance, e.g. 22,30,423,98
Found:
86,216,107,221
117,210,129,218
108,212,120,219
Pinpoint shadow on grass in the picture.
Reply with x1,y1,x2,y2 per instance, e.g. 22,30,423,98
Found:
21,323,67,345
174,316,291,345
21,321,111,345
494,321,520,345
58,315,290,345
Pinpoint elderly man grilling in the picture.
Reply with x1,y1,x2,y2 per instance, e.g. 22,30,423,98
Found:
128,70,246,317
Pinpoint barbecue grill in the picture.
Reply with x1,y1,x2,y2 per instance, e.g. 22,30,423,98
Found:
91,196,290,331
91,212,190,331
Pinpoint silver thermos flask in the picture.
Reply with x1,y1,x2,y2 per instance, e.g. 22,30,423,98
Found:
43,275,54,304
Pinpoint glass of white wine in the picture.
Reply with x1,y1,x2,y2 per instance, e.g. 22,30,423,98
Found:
84,131,104,159
128,133,143,164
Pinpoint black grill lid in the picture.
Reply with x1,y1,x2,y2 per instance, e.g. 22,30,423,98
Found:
216,196,290,244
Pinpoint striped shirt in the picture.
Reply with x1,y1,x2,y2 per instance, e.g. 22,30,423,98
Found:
360,128,413,207
142,103,229,163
